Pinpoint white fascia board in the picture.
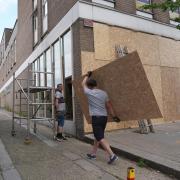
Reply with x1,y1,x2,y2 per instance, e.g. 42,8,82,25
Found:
79,2,180,40
1,0,180,93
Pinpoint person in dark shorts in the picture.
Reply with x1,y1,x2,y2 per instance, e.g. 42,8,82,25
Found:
82,71,120,164
55,84,67,141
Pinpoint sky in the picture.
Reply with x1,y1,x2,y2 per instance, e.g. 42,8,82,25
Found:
0,0,17,40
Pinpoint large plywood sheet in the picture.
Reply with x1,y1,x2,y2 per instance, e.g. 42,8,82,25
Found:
159,37,180,68
73,51,162,123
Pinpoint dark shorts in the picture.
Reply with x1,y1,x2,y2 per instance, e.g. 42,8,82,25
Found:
91,116,107,142
56,112,65,127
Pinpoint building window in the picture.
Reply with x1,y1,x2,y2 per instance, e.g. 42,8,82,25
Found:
14,40,16,64
92,0,115,8
136,0,153,18
39,54,45,86
33,13,38,45
42,0,48,34
33,59,39,86
33,0,37,10
170,0,180,25
53,40,62,87
62,31,73,120
45,48,52,87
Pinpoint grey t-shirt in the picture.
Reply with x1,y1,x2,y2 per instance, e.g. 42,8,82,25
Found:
55,91,66,112
84,87,109,116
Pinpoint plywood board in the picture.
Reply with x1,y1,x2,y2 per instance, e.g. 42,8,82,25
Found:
73,51,162,123
159,37,180,68
143,65,163,115
161,67,177,120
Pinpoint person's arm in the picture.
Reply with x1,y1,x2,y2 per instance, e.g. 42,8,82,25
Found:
82,71,92,88
82,76,88,89
106,100,121,122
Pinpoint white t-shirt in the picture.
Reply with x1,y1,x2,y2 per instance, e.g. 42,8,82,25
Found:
55,91,66,112
84,87,109,116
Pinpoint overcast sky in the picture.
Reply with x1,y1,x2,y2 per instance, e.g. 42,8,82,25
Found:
0,0,17,39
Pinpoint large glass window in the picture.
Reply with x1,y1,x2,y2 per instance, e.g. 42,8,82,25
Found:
34,59,39,86
62,31,73,120
53,40,62,87
39,54,45,86
42,0,48,34
45,48,52,87
63,31,72,78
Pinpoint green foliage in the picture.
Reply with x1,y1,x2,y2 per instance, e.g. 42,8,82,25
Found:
137,158,146,168
142,0,180,12
141,0,180,29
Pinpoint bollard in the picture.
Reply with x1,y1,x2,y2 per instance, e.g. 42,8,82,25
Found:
127,167,135,180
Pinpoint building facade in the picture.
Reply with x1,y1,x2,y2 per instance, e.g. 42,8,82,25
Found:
0,0,180,138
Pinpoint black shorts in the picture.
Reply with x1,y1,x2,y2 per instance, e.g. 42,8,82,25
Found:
91,116,107,142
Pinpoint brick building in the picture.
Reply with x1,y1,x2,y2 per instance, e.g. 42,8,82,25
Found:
0,0,180,138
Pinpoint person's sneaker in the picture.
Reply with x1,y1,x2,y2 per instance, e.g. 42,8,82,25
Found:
62,135,67,140
55,134,62,141
87,154,96,160
108,154,118,164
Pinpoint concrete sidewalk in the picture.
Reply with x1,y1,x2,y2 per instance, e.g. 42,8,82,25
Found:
85,121,180,179
0,109,177,180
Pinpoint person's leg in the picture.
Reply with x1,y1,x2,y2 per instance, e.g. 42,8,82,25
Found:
56,114,63,137
99,138,114,157
91,139,99,155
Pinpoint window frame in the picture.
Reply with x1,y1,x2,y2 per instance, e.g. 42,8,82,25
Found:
136,0,153,19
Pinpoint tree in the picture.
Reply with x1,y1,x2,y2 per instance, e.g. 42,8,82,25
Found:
142,0,180,29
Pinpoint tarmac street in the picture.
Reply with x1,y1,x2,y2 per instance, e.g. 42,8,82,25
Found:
0,109,178,180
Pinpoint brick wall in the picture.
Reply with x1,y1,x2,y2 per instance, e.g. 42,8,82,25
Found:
72,19,94,139
16,0,33,66
152,0,170,23
115,0,136,14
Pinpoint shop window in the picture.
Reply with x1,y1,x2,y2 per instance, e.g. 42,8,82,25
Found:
62,31,73,120
42,0,48,34
92,0,115,8
136,0,153,18
39,54,45,86
53,40,63,87
45,48,52,87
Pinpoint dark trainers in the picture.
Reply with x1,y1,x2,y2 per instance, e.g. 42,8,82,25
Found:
108,155,118,164
87,154,96,160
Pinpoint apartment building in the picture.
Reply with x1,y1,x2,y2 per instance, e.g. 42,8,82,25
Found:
0,0,180,138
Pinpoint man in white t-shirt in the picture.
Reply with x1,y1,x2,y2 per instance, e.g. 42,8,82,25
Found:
82,71,120,164
55,84,67,141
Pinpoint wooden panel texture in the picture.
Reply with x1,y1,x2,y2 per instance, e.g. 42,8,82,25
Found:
73,51,162,124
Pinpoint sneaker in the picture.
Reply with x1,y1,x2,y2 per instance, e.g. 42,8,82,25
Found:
87,154,96,160
62,135,67,140
55,136,62,142
108,154,118,164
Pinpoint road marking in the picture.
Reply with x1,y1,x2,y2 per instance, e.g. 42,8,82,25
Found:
0,139,22,180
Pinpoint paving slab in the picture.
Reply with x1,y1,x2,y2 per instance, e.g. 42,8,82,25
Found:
85,121,180,179
0,109,177,180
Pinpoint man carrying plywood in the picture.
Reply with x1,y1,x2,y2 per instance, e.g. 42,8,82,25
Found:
82,71,120,164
